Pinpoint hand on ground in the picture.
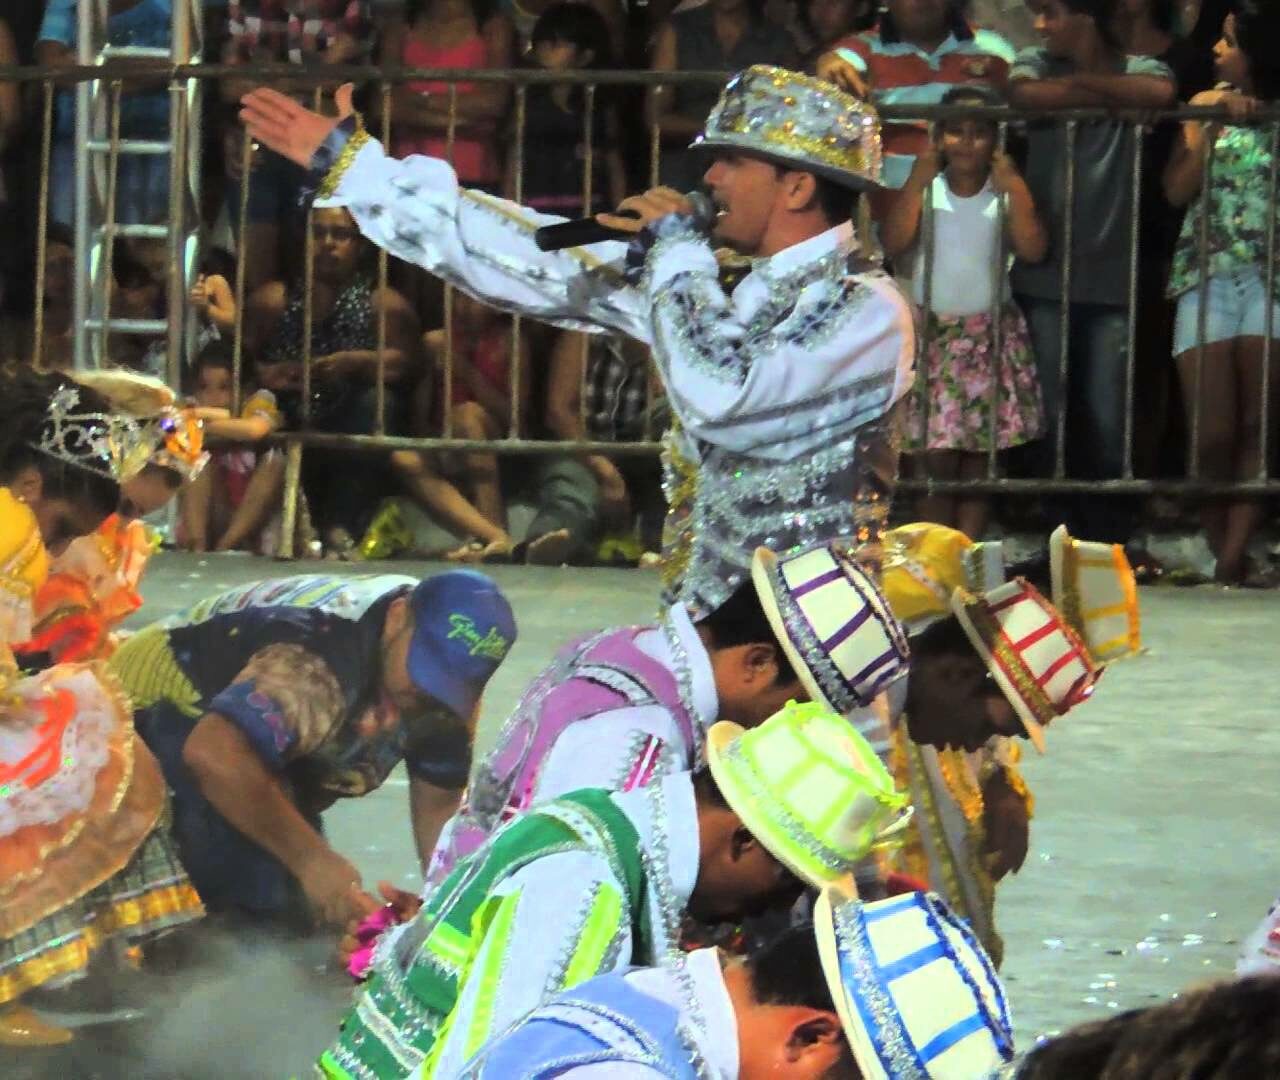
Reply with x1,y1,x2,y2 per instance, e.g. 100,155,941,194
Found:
300,850,379,928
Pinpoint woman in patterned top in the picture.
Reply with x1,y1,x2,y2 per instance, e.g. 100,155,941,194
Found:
1163,0,1280,586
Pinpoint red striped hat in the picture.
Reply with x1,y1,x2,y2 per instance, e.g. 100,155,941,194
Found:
950,578,1100,753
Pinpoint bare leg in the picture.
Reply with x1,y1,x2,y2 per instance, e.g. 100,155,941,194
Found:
1175,341,1237,571
955,452,991,540
915,450,961,528
390,449,509,547
179,463,216,552
216,453,286,551
452,401,506,530
1217,337,1276,582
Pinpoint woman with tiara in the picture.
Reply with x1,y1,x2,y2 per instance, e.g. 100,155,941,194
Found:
0,368,202,1048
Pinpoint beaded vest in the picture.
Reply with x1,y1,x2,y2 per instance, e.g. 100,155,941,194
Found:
662,407,902,619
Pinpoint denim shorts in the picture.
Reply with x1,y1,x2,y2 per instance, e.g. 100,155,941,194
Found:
1173,268,1280,355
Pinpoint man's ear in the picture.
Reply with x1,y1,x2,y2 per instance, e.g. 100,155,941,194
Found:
786,1011,844,1058
741,642,781,686
384,595,411,640
729,823,762,863
782,169,819,212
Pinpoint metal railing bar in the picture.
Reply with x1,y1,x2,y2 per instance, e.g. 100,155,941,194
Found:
1122,119,1143,480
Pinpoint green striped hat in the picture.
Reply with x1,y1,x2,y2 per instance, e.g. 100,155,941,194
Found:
706,701,911,889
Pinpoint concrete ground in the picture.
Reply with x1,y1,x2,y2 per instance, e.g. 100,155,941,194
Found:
16,553,1280,1077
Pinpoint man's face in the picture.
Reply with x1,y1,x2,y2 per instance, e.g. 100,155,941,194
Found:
43,241,72,303
692,812,805,922
888,0,950,41
311,208,363,283
905,650,1025,753
702,153,787,256
709,643,810,728
807,0,865,46
381,602,442,716
1029,0,1083,57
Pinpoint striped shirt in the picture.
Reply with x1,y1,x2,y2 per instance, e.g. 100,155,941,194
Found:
835,26,1016,188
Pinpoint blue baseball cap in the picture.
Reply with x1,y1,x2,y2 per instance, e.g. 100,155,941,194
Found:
407,570,516,720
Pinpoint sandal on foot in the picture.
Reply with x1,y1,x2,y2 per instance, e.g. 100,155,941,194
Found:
525,529,574,567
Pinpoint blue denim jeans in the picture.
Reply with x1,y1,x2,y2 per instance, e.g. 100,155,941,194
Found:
1015,295,1135,542
1173,268,1280,355
1016,295,1130,480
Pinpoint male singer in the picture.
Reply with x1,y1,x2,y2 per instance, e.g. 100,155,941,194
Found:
240,65,914,620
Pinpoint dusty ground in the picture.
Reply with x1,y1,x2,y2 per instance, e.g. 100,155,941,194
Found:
13,553,1280,1077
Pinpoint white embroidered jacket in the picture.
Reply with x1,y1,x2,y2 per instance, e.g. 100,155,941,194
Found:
324,141,916,614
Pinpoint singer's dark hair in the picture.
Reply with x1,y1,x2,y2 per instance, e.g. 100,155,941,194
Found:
772,164,858,225
813,176,859,225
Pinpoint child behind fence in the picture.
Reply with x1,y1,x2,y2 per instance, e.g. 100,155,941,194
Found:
882,83,1047,538
514,2,626,216
1162,0,1280,586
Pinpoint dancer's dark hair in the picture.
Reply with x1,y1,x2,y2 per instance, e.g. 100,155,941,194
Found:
698,580,800,687
0,368,121,518
748,923,862,1078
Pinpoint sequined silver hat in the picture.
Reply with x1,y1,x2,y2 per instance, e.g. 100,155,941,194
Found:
690,65,883,190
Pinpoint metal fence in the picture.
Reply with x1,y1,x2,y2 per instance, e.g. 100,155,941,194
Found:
5,61,1279,555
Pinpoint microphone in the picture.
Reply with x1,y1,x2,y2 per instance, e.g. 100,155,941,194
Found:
534,191,716,252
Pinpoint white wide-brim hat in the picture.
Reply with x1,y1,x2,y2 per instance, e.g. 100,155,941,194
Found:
706,703,911,890
950,578,1100,754
815,885,1015,1080
1048,524,1141,664
752,544,910,717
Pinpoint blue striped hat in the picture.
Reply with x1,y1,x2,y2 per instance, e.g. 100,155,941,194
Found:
815,888,1014,1079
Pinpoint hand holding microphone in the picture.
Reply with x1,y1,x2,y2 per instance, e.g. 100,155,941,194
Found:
534,187,715,251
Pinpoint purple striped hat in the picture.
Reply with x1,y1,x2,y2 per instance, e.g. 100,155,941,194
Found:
752,543,910,716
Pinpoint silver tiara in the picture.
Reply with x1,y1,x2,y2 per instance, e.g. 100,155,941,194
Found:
28,385,157,483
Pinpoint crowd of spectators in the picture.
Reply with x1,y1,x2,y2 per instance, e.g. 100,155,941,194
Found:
0,0,1274,580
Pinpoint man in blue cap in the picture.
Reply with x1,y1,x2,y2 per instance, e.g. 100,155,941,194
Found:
109,571,516,930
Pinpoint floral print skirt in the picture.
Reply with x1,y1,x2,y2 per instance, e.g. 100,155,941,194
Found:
905,304,1043,453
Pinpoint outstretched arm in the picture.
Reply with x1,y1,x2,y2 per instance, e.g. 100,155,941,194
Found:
239,86,649,342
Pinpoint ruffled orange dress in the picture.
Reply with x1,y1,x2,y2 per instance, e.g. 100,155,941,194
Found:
0,491,202,1007
22,513,154,664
